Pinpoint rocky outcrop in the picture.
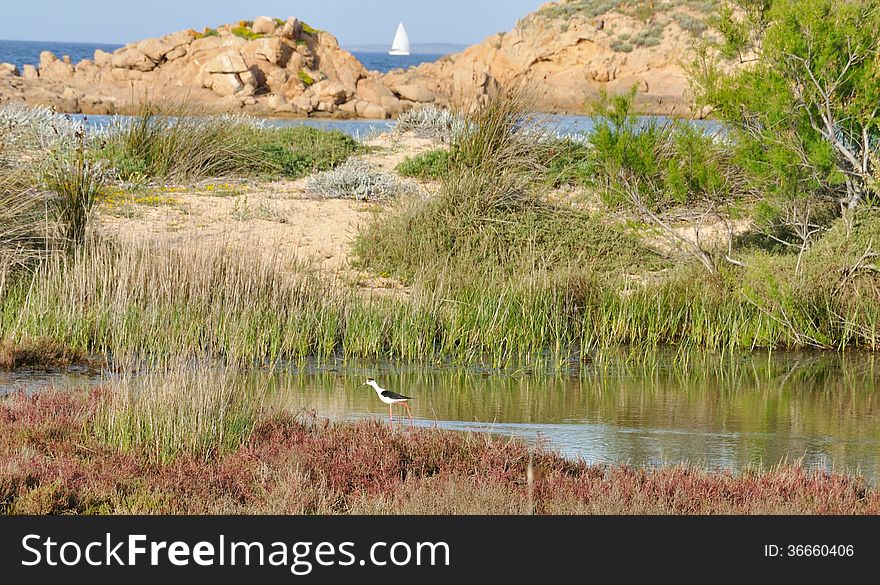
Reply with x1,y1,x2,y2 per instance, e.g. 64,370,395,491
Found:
0,3,721,119
375,1,718,116
0,16,414,119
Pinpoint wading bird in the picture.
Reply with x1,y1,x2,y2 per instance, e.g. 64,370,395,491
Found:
365,378,413,426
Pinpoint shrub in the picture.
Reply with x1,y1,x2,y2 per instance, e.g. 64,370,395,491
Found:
692,0,880,209
396,106,466,140
251,126,361,179
396,149,451,180
297,70,315,86
305,158,409,201
356,87,658,279
0,103,81,169
587,88,734,210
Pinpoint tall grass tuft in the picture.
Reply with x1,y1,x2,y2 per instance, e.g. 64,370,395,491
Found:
0,173,51,286
44,129,107,251
93,366,270,464
97,101,362,182
98,102,267,182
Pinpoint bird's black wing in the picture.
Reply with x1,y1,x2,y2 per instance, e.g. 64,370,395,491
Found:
381,390,412,401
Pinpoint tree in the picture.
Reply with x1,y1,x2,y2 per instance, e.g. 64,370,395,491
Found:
692,0,880,210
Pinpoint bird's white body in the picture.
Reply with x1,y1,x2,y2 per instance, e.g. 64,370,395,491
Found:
367,380,408,404
365,379,413,425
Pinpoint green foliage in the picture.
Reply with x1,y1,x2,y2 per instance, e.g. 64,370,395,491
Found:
694,0,880,208
97,103,360,182
230,25,266,41
538,1,622,19
610,38,634,53
543,140,594,188
396,149,451,180
356,88,659,280
297,70,315,86
586,88,733,209
300,22,319,36
250,126,361,179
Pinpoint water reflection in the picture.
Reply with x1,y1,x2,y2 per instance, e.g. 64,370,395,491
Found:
4,351,879,481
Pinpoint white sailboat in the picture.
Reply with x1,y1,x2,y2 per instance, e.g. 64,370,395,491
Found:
389,22,411,56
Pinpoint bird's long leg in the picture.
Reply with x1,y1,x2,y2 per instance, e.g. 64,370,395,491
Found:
389,404,394,428
405,402,413,424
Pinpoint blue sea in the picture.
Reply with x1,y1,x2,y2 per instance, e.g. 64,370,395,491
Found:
0,39,441,73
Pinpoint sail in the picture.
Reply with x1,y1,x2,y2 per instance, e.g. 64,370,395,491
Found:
389,23,411,56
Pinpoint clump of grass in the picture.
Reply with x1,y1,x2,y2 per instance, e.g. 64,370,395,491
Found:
0,173,52,280
300,22,319,36
93,367,269,464
97,102,360,182
97,103,267,182
231,26,266,41
357,87,659,279
305,158,411,201
44,129,107,251
396,149,450,180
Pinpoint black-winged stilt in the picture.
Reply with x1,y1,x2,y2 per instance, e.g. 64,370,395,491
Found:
365,378,413,426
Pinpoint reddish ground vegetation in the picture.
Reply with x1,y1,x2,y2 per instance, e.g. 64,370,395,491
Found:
1,390,878,515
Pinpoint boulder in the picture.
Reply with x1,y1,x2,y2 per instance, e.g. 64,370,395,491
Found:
210,73,245,96
265,68,289,93
111,48,156,72
253,38,290,66
292,94,313,113
281,18,302,41
22,64,38,79
338,99,359,114
61,86,83,101
380,95,402,116
267,93,288,111
39,51,58,70
0,63,18,77
252,16,278,35
317,31,340,49
94,49,112,67
137,37,174,62
393,83,434,103
356,78,396,105
165,46,188,61
203,52,248,74
356,101,387,119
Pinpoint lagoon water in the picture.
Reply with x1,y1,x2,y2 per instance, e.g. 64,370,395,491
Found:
6,352,879,482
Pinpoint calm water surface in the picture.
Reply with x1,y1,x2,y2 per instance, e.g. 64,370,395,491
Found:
5,352,879,481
